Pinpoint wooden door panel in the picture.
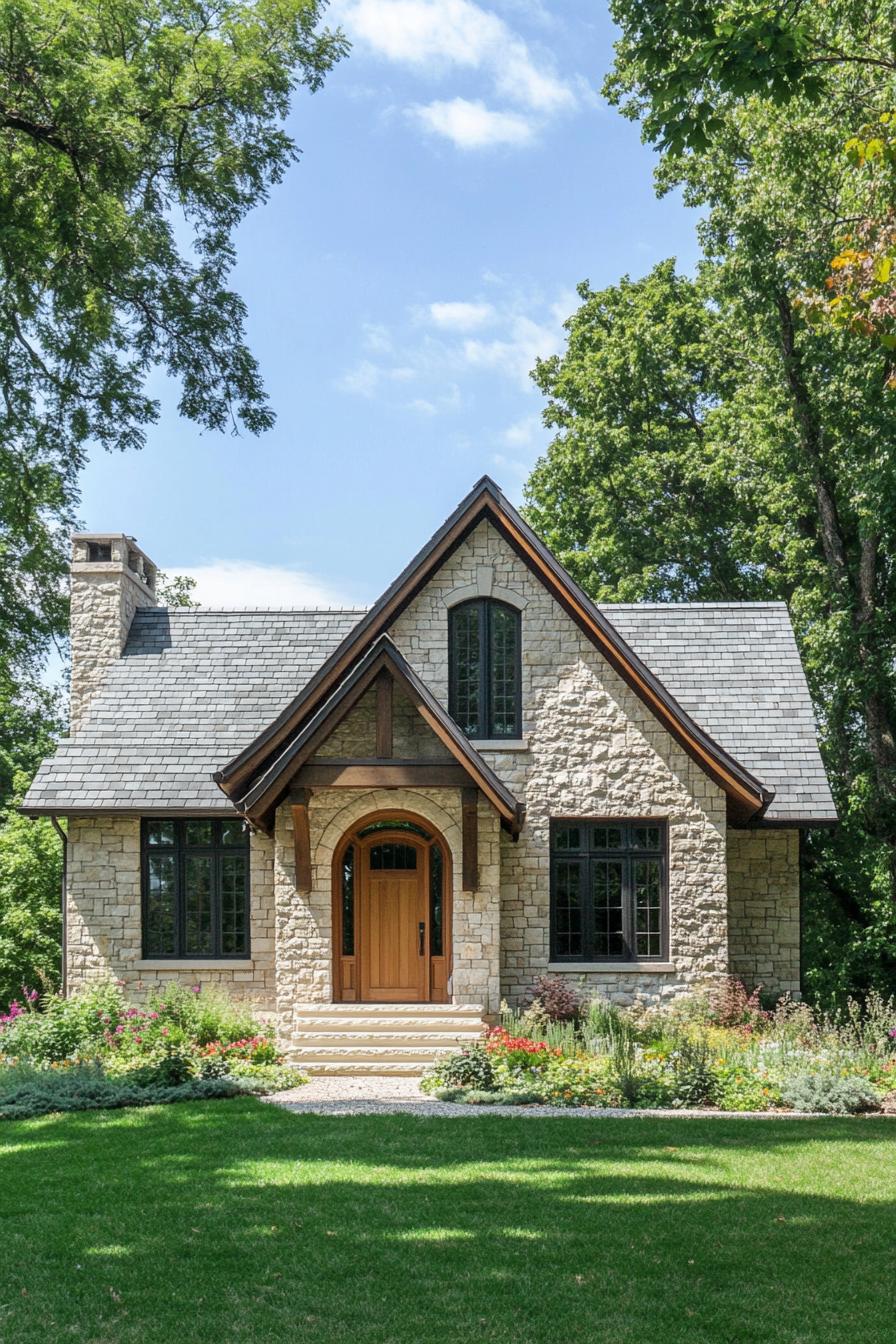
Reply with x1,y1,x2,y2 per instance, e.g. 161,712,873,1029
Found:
362,873,424,1002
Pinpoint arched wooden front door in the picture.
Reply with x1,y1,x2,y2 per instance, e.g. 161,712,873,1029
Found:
333,813,451,1002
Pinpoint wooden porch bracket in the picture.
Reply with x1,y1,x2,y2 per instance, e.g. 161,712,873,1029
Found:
462,787,479,892
290,787,313,894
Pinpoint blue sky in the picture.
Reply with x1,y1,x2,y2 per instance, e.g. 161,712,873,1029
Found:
79,0,700,609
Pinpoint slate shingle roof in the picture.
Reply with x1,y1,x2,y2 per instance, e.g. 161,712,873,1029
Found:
22,600,836,825
601,602,836,824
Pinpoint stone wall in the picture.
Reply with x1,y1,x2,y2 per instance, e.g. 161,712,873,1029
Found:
727,829,801,995
389,520,730,1007
310,684,452,761
273,786,501,1049
65,816,276,1010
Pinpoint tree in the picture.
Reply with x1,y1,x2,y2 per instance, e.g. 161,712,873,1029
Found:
605,2,896,369
0,772,62,1008
0,0,344,999
527,7,896,1000
0,0,346,720
604,0,895,154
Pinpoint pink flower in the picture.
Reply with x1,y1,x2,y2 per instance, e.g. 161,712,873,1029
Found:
161,1027,169,1036
191,985,201,994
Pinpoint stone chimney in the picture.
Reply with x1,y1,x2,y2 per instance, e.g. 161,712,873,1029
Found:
69,533,159,733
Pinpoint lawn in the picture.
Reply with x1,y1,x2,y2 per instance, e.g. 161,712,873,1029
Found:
1,1101,894,1344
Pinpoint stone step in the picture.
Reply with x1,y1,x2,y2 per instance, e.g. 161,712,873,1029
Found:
292,1015,485,1034
292,1046,452,1065
296,1061,429,1077
293,1002,484,1016
292,1031,482,1048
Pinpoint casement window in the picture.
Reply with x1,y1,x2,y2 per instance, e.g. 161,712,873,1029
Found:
141,819,250,959
549,819,668,963
448,598,522,739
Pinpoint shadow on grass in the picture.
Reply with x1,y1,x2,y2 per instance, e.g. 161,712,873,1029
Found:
1,1099,894,1344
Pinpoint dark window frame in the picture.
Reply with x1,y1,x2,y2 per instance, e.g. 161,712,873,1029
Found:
448,597,522,740
549,817,669,963
140,818,250,960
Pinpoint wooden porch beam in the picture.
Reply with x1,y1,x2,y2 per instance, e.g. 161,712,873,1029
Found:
290,788,312,894
462,787,479,892
295,761,471,788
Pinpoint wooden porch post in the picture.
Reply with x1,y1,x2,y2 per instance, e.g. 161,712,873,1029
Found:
290,787,312,894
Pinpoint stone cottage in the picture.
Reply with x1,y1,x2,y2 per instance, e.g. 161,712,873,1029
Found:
24,478,836,1072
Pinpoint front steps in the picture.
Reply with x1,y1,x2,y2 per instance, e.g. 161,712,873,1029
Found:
288,1002,487,1076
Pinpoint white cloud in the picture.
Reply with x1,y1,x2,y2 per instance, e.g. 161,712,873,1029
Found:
428,300,495,330
338,0,576,148
336,282,569,405
501,413,542,448
411,98,534,149
340,0,572,109
362,321,393,353
462,313,558,386
175,561,359,609
337,359,416,396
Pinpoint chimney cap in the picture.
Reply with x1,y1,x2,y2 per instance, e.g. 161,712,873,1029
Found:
71,533,157,592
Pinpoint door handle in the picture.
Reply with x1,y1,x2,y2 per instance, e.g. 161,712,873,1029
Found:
418,921,426,956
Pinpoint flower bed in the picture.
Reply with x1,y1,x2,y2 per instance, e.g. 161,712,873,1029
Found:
421,978,896,1115
0,981,306,1118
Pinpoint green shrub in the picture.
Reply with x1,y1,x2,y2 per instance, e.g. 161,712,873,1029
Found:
0,980,126,1062
0,1062,243,1120
422,1044,495,1092
670,1038,721,1108
146,982,260,1046
226,1061,307,1092
434,1087,543,1106
716,1062,782,1111
780,1072,881,1115
0,1057,305,1120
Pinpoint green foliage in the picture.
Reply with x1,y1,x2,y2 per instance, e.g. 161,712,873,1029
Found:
156,572,200,608
780,1071,881,1114
529,10,896,1001
0,980,304,1115
424,986,896,1111
422,1044,496,1093
0,1060,246,1120
144,981,261,1047
0,0,345,869
0,771,61,1005
668,1038,721,1108
604,1,885,154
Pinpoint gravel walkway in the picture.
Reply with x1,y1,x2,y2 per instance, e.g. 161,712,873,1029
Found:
262,1076,832,1118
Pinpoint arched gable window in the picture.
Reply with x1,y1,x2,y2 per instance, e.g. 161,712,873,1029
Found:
448,598,521,739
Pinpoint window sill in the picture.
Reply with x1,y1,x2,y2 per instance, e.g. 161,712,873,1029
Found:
135,960,254,971
547,962,675,974
470,738,528,752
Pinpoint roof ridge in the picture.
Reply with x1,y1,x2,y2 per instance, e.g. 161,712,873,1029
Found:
598,600,789,610
139,606,370,615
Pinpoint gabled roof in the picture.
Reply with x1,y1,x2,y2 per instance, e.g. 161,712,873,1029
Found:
239,634,523,832
216,477,774,824
20,599,836,827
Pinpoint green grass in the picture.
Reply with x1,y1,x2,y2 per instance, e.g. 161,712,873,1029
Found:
1,1101,895,1343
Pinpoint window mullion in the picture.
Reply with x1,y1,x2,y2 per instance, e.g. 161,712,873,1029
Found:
622,854,634,960
211,824,221,958
480,599,490,738
584,856,595,961
175,821,185,959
